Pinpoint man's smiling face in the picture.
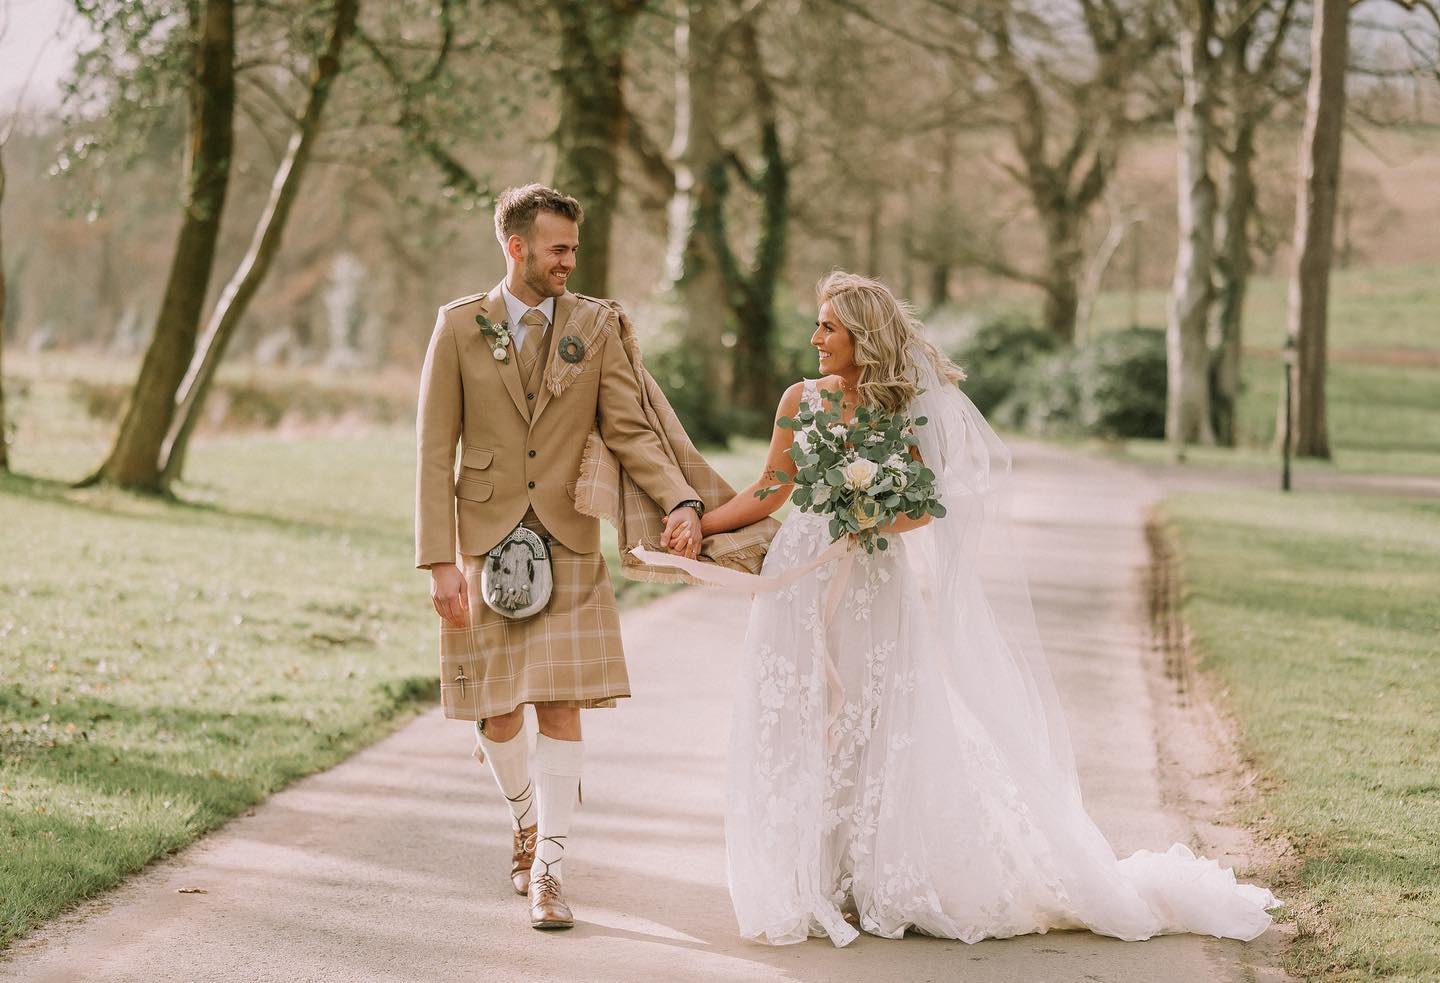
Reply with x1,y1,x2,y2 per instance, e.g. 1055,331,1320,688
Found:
518,211,579,300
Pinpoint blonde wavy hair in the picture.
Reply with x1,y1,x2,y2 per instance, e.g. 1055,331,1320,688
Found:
816,270,965,415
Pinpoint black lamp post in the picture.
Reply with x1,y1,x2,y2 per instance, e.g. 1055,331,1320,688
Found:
1281,335,1296,493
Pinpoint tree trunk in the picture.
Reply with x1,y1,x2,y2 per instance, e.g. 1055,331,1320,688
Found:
929,123,956,310
1166,7,1217,449
1210,114,1256,446
1040,213,1081,343
159,0,358,489
87,0,236,491
551,0,642,299
723,17,788,417
1075,207,1132,343
899,224,915,300
1280,0,1346,459
0,144,8,474
664,0,729,432
864,197,882,279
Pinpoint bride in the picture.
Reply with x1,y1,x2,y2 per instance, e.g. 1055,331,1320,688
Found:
692,271,1280,947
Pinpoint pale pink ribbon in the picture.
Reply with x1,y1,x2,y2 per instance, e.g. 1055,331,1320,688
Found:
630,540,856,751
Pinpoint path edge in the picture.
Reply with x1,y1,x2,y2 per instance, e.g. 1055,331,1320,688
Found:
1142,505,1297,983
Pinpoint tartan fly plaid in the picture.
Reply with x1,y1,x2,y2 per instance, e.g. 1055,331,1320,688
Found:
571,298,781,585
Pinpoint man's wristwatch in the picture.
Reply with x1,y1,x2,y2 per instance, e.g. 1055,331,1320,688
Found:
671,499,705,517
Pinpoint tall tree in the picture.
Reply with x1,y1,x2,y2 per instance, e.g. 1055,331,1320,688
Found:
0,139,8,475
659,0,729,420
355,4,491,209
870,0,1169,341
548,0,648,297
1280,0,1351,459
1210,0,1300,445
159,0,360,488
628,0,795,430
0,5,14,475
713,14,789,415
1166,0,1219,449
84,0,236,491
926,77,962,310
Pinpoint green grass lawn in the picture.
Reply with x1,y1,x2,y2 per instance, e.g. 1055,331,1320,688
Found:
0,431,443,950
1162,491,1440,981
0,362,769,950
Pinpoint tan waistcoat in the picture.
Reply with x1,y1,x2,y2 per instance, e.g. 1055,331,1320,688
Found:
414,283,700,567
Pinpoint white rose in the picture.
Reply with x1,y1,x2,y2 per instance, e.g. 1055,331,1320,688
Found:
812,484,831,506
492,346,507,361
841,457,879,491
828,424,849,440
885,453,907,471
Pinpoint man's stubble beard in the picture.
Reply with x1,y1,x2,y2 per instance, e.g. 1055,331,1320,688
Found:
522,250,565,300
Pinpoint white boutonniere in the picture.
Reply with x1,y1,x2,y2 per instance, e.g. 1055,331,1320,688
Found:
475,313,513,362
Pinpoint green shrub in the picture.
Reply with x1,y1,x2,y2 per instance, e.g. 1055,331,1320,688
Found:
953,317,1064,414
992,346,1082,433
1072,326,1167,438
645,343,732,446
996,326,1166,439
647,297,819,446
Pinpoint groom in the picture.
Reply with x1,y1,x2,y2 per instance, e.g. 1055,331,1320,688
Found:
415,184,703,929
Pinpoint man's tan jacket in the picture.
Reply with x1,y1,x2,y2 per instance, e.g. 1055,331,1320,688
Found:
415,283,699,568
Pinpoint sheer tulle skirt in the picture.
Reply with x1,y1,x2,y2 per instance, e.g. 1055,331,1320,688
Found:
725,511,1279,948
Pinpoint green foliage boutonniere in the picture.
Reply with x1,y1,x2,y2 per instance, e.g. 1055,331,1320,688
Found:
476,313,513,363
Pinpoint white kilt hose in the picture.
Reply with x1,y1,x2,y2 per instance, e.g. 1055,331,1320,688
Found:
438,511,629,728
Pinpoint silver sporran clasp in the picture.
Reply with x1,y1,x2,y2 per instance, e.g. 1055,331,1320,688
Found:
480,525,553,619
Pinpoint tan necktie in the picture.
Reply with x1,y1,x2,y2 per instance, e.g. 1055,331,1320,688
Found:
517,309,548,381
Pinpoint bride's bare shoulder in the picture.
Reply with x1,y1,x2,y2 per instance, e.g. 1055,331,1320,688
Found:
775,379,810,418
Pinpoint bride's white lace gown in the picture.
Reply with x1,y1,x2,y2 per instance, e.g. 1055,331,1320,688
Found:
725,379,1279,947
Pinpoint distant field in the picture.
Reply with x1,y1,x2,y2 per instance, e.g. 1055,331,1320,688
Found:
953,262,1440,477
1084,261,1440,355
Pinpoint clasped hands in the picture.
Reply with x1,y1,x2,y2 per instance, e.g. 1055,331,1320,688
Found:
661,505,703,560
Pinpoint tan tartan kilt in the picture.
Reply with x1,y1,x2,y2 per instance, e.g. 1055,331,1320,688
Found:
438,512,629,724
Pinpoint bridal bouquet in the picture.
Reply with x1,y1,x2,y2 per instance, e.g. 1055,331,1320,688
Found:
757,388,945,554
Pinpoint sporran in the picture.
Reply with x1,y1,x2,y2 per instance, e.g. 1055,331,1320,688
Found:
480,525,553,619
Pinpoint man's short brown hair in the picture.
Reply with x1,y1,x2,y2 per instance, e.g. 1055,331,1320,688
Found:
493,184,584,245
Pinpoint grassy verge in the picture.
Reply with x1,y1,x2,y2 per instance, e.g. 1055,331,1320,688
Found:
0,360,771,949
1162,490,1440,981
0,432,441,950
